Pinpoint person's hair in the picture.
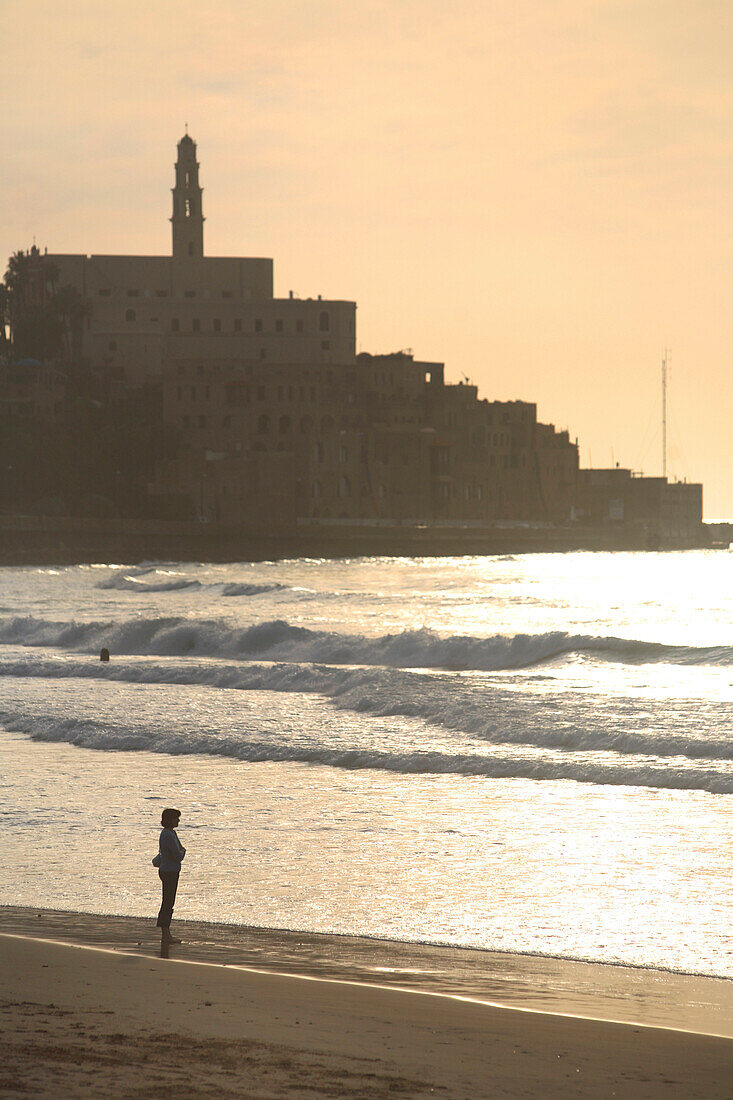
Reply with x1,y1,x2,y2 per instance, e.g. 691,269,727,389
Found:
161,807,181,828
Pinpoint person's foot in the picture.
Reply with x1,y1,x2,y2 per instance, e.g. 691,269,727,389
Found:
161,932,182,944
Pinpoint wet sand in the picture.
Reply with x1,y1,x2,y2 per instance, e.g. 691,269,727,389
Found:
2,907,733,1097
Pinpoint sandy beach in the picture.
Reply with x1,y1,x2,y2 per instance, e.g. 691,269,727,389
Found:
2,909,732,1098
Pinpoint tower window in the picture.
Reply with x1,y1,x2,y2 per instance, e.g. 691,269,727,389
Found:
185,171,190,187
319,311,330,332
276,319,283,333
185,199,191,217
296,319,304,333
188,242,193,256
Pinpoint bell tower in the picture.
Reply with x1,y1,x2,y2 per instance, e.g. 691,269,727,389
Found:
171,132,204,259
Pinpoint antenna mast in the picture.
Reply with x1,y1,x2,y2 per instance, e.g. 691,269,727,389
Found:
661,349,668,479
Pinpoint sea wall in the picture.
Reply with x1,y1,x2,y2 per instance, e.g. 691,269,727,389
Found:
0,514,718,566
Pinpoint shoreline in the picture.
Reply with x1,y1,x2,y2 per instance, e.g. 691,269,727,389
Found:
2,921,733,1097
0,514,719,567
3,906,732,1038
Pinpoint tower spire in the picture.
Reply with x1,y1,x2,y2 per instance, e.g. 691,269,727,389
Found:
171,133,204,259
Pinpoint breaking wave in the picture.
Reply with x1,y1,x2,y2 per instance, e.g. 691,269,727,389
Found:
2,614,733,671
95,569,285,597
1,655,732,767
1,706,731,793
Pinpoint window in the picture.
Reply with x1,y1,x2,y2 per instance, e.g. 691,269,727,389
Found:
125,308,136,322
156,290,168,298
296,319,304,333
339,445,348,464
222,415,231,427
177,386,182,400
234,319,242,333
184,290,196,298
255,318,263,333
319,311,330,332
108,341,117,351
198,415,206,428
311,480,322,500
205,385,210,400
257,414,269,434
98,289,111,297
188,243,194,257
276,319,283,333
257,385,265,400
260,348,267,359
321,340,330,351
338,475,351,499
192,319,200,333
127,289,139,297
279,415,291,433
222,290,233,299
185,199,191,217
213,319,221,332
171,318,180,332
190,386,196,399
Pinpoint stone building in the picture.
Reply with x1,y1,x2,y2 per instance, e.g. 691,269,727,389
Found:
45,134,356,389
8,132,700,539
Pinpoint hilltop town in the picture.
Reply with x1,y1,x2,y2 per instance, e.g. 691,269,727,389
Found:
0,135,706,562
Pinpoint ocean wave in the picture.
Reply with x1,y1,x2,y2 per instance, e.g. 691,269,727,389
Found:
1,614,732,671
95,569,285,597
1,655,732,764
1,707,730,793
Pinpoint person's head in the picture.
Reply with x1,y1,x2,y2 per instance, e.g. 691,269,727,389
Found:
161,807,181,829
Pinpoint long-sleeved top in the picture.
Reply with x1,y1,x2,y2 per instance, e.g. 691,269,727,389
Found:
157,828,186,873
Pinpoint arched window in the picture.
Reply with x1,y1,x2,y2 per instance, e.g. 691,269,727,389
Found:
279,415,291,434
311,480,322,499
319,311,330,332
313,441,324,463
125,308,136,322
338,475,351,499
257,414,269,434
300,415,313,434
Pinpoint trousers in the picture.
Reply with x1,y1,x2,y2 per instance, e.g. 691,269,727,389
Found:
157,870,180,929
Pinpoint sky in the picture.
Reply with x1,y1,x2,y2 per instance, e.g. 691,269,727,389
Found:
3,0,732,515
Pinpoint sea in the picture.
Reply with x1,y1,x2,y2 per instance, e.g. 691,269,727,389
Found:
1,551,731,980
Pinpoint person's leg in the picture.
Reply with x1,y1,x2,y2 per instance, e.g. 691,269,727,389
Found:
157,871,179,932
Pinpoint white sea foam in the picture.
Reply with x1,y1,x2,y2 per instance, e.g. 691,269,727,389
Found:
1,654,732,769
1,614,731,670
96,570,286,596
0,706,730,792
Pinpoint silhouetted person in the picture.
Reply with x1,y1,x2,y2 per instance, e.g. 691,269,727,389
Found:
100,648,110,662
154,807,185,946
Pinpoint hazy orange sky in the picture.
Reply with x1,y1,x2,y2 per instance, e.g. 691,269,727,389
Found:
4,1,732,515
